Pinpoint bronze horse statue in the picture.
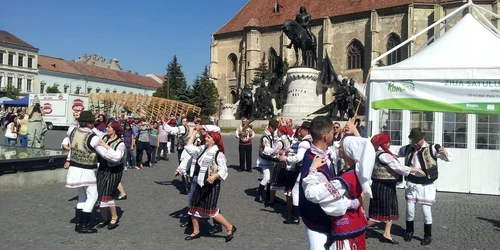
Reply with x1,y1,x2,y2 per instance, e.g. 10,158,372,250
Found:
282,19,317,68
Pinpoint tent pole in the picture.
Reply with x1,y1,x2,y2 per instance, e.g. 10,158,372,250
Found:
473,4,500,19
414,11,462,55
472,6,500,37
371,2,471,66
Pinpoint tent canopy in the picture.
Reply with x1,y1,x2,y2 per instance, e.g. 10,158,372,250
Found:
371,13,500,80
0,97,13,105
3,95,29,107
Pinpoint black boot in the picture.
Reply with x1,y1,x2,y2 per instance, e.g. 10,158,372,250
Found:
284,205,300,224
265,183,271,203
180,176,188,195
208,220,223,234
421,224,432,245
180,215,193,227
78,212,97,234
255,184,265,203
74,209,82,232
404,220,414,242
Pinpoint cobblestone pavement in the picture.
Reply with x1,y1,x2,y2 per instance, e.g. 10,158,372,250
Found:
0,131,499,250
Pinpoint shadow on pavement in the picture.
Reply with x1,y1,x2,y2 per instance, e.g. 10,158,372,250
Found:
477,217,500,230
155,179,185,193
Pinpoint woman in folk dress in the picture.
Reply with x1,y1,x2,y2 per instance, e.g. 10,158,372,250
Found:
180,125,237,242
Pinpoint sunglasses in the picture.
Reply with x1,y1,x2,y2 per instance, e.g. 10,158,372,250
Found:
333,126,340,129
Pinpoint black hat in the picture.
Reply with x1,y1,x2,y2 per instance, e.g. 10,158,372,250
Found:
301,121,311,129
186,112,196,120
79,111,95,123
408,127,425,141
269,119,279,129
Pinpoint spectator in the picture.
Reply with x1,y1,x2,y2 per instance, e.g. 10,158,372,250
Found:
5,115,18,146
17,109,29,147
167,114,178,153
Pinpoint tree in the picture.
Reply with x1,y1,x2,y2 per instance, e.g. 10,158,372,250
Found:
45,85,61,93
251,52,271,86
4,84,20,99
191,66,219,116
275,57,290,110
153,55,188,101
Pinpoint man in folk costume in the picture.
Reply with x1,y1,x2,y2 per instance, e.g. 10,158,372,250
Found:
367,134,426,244
299,116,362,250
64,111,117,234
255,119,280,203
235,118,255,172
280,121,312,224
163,112,197,194
398,128,452,246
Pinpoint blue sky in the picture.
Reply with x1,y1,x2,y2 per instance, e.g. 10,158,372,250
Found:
0,0,246,84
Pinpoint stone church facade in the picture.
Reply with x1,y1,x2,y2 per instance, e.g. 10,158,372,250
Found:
210,0,499,105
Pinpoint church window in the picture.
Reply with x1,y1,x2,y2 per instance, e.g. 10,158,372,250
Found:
269,48,278,73
227,53,238,78
347,40,364,70
387,33,402,65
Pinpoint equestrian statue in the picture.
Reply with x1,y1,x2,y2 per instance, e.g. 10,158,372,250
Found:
282,6,317,68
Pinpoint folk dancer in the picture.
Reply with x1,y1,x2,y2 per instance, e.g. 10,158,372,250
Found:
399,128,452,246
235,118,255,172
255,119,280,203
367,134,426,244
180,126,237,242
300,116,360,250
280,121,312,224
267,125,293,206
95,121,126,230
64,111,116,233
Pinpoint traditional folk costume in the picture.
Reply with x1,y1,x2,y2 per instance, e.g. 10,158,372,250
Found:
270,127,292,191
235,123,255,172
26,101,46,148
399,128,452,245
302,137,375,250
368,134,413,223
96,135,126,208
184,134,227,218
255,120,280,203
65,111,115,234
283,124,312,224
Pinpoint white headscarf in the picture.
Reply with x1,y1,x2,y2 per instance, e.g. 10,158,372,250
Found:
342,136,376,198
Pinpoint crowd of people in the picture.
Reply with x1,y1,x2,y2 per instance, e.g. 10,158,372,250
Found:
1,98,47,148
60,107,452,249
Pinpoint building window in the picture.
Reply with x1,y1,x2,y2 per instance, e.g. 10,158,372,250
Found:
227,53,238,78
379,109,403,146
476,114,500,150
410,111,435,142
443,113,467,148
0,52,3,64
269,48,278,73
64,86,68,93
347,39,364,70
0,76,3,87
28,57,33,68
7,77,13,87
8,54,14,66
18,55,23,67
387,33,402,65
27,79,32,92
17,78,23,90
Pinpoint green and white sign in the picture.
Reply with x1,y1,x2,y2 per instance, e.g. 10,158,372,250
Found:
371,80,500,114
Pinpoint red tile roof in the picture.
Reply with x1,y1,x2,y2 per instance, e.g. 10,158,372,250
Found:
38,55,161,89
0,30,37,49
215,0,438,34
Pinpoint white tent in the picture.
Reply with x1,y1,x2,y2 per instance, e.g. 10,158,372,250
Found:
367,3,500,195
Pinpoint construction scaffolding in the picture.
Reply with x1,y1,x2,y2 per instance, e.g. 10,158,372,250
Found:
88,93,201,121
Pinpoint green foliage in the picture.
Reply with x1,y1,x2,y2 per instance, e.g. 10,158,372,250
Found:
251,52,271,86
45,85,61,93
275,58,290,110
191,66,219,116
4,84,20,99
154,55,188,101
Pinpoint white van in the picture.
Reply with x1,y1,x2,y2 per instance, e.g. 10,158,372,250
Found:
29,94,89,130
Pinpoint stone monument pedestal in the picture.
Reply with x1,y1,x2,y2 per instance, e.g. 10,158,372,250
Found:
281,67,323,122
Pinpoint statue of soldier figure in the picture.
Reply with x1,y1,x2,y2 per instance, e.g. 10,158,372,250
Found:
295,6,316,47
283,6,317,68
346,79,361,119
253,81,275,120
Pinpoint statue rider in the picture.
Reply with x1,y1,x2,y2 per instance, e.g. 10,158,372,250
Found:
295,6,315,44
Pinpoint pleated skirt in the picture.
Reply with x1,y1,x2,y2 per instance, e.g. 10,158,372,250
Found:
368,181,399,221
270,161,287,190
97,169,123,202
284,170,300,192
189,180,221,218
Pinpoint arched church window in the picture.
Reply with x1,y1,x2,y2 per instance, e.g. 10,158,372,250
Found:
347,39,364,70
228,53,238,78
269,48,278,73
230,90,238,104
387,33,402,65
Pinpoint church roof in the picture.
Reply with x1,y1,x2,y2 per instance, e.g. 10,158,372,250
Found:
38,55,161,89
215,0,438,35
0,30,38,50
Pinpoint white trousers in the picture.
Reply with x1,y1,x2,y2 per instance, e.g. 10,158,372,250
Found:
292,174,301,206
305,226,329,250
406,202,433,224
260,164,273,186
76,186,98,213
